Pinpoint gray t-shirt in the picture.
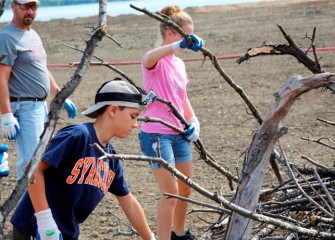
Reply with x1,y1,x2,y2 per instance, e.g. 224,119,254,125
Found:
0,23,50,98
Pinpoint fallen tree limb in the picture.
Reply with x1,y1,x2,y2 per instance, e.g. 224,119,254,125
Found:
94,141,335,239
237,25,325,74
226,72,335,239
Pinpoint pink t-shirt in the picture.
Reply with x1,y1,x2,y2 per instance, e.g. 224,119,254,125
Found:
141,53,188,134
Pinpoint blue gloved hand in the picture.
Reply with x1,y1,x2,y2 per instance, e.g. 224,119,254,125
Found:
1,113,20,140
179,34,204,52
63,99,77,119
184,116,200,142
0,144,10,177
35,209,63,240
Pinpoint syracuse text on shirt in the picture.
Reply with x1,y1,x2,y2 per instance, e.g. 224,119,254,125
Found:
66,157,115,193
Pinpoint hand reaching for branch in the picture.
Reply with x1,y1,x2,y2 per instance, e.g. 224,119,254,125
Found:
172,34,204,52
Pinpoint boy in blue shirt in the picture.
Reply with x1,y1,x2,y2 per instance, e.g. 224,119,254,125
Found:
11,79,155,240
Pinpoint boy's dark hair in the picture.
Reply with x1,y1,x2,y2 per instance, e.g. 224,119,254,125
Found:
96,105,126,116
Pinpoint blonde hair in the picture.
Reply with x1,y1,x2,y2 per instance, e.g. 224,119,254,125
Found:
159,5,193,38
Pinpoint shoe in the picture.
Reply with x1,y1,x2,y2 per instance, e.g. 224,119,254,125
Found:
171,229,196,240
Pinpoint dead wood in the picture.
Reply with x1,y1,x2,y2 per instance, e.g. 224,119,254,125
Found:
94,140,335,239
237,25,325,75
225,73,334,239
1,3,334,239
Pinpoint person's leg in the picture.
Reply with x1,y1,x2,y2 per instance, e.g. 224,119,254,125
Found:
172,135,193,236
139,132,179,239
12,101,47,180
173,161,193,235
152,168,178,239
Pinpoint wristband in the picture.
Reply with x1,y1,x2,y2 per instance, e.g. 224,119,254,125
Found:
172,41,182,52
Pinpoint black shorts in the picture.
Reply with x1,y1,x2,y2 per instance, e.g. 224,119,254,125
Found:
13,226,33,240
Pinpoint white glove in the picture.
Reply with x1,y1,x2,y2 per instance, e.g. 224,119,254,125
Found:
1,113,20,140
184,116,200,142
35,209,63,240
150,232,156,240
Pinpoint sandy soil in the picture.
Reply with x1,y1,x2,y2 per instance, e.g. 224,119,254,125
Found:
1,0,335,239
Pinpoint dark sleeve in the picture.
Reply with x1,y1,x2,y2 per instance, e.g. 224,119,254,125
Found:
42,126,79,168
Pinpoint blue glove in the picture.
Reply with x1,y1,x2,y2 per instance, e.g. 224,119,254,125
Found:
179,34,204,52
0,144,9,152
35,209,63,240
1,113,20,140
63,99,77,119
0,144,10,177
184,116,200,142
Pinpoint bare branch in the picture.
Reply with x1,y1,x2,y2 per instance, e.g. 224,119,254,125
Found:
237,25,325,75
301,136,335,150
226,73,334,238
301,155,329,168
313,168,335,210
317,117,335,126
130,4,263,125
138,116,186,134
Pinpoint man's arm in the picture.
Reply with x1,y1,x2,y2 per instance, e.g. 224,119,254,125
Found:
0,64,20,140
48,70,77,119
0,64,12,114
48,71,60,98
116,192,153,240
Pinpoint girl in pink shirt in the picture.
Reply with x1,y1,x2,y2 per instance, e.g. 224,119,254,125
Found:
138,4,203,240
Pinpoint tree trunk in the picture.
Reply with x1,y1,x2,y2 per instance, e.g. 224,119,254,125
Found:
225,73,334,239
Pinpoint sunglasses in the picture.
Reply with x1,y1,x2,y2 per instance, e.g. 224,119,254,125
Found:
14,2,38,11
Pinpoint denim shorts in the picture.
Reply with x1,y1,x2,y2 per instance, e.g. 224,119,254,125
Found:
138,131,192,170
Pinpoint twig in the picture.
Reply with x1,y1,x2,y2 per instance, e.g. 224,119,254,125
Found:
250,224,276,240
59,41,144,94
301,137,335,150
313,168,335,210
301,155,329,168
164,193,231,214
138,116,186,133
237,25,325,74
109,211,138,237
317,117,335,126
282,147,333,218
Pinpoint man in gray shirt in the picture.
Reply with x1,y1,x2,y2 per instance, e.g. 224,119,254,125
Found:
0,0,77,180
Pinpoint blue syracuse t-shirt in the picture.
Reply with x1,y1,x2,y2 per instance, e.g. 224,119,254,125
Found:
11,122,130,239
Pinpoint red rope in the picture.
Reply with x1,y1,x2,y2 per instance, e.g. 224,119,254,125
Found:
47,47,335,68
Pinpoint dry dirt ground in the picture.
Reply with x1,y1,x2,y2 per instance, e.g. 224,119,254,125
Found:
1,0,335,239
